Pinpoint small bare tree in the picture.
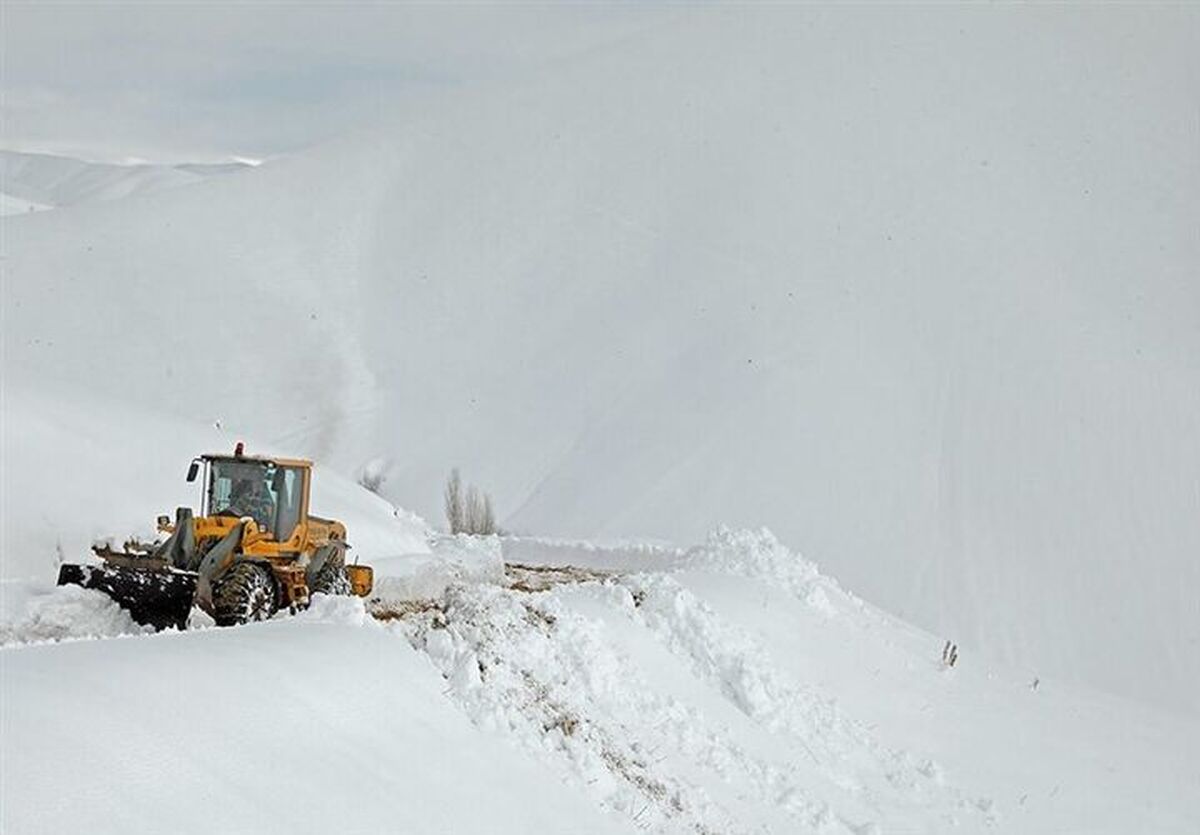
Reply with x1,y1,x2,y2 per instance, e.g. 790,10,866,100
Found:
482,494,496,536
358,465,385,494
464,485,483,534
444,468,464,534
445,468,497,535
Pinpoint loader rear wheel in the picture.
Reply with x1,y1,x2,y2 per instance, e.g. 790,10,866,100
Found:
311,560,351,596
212,562,278,626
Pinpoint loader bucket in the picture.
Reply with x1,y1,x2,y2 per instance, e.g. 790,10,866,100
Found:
346,564,373,597
57,563,197,631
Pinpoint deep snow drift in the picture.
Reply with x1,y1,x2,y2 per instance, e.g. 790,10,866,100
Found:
3,530,1196,834
1,596,631,835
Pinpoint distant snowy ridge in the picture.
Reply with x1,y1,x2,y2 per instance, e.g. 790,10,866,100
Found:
0,191,50,216
0,149,251,210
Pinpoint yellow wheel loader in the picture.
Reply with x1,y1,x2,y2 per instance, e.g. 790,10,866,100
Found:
57,444,373,629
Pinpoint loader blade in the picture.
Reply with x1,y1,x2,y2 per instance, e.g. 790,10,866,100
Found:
57,563,197,631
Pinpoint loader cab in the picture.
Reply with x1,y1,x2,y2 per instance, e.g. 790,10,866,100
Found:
195,454,311,541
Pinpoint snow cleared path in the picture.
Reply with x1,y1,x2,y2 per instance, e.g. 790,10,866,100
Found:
3,529,1195,834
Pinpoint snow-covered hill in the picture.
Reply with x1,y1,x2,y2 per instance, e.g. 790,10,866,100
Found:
0,190,50,216
0,149,251,210
3,6,1196,716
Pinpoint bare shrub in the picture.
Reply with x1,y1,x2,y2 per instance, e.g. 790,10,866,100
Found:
444,468,464,533
445,469,497,535
482,494,496,536
464,485,483,533
358,470,384,494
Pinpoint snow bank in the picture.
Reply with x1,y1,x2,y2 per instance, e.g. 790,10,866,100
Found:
661,530,1200,833
369,533,503,608
2,528,1196,833
0,619,631,835
502,536,684,574
0,583,154,645
680,527,849,615
391,529,986,830
295,590,373,628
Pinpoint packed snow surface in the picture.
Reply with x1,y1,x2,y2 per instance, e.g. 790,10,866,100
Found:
3,530,1196,834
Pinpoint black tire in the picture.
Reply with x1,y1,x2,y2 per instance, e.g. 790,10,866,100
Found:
311,559,352,596
212,562,279,626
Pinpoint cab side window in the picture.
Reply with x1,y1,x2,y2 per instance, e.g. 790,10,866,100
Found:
274,467,304,540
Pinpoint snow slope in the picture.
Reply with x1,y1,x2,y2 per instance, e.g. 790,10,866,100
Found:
3,530,1195,834
0,609,631,835
2,5,1197,720
0,191,50,216
0,149,250,209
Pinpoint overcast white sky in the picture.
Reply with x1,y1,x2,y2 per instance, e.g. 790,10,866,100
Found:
1,1,676,162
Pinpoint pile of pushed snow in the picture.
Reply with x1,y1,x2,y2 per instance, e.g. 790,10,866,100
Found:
680,527,847,617
1,612,631,835
295,590,374,628
394,529,991,831
501,536,684,574
406,528,1197,833
0,583,154,645
369,533,504,610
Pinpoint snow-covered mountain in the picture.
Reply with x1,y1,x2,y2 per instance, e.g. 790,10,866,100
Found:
4,7,1196,718
0,149,251,213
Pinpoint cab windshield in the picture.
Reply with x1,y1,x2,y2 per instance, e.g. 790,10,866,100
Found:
207,459,304,540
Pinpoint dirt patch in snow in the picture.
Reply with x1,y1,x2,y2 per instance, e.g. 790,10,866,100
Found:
503,562,612,593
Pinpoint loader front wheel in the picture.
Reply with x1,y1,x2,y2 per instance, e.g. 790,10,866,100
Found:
311,560,352,596
212,562,278,626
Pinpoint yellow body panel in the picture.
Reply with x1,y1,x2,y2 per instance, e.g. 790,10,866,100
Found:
346,565,374,597
162,454,369,604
